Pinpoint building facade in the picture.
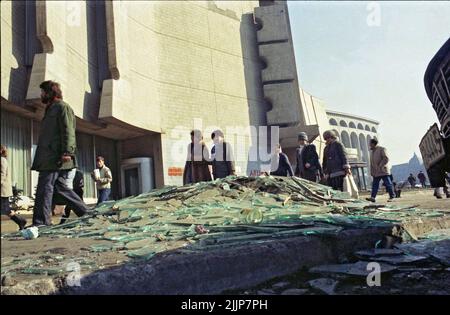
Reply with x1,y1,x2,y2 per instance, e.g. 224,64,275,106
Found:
1,0,269,201
1,0,382,199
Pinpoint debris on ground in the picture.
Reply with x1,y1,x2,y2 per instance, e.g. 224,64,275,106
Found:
1,176,448,284
308,278,338,295
280,288,308,295
232,231,450,295
309,261,398,276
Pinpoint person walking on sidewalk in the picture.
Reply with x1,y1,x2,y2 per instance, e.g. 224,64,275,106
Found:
1,145,27,230
417,171,427,188
408,173,417,188
270,144,294,177
322,130,351,191
31,80,89,227
366,139,395,202
294,132,322,182
92,156,112,205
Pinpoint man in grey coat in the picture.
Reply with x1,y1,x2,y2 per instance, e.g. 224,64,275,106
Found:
366,139,395,202
322,130,351,191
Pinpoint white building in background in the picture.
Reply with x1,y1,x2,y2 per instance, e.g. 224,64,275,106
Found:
326,110,379,164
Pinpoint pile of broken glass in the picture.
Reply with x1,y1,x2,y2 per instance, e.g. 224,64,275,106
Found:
1,176,447,277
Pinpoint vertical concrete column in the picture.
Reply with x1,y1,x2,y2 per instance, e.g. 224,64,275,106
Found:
254,3,305,127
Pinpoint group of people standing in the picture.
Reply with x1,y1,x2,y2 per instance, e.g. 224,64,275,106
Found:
269,130,351,192
183,129,236,184
182,128,399,205
1,80,113,231
273,132,398,203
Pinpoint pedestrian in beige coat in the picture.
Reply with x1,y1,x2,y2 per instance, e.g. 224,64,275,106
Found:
1,145,27,230
366,139,395,202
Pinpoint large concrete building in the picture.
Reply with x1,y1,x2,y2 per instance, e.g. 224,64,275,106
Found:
1,0,270,201
1,0,380,201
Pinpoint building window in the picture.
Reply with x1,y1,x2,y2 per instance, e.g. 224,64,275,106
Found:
329,118,338,126
349,122,356,128
357,123,364,130
341,131,351,148
340,120,348,127
350,132,359,149
76,133,96,199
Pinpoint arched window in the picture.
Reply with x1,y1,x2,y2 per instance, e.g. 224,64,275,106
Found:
351,132,359,149
371,127,377,133
359,133,369,162
365,125,371,131
349,122,356,129
340,120,348,127
357,123,364,130
329,118,338,126
341,131,351,148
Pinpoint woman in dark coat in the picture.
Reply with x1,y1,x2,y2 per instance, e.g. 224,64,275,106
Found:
270,144,294,177
322,130,351,191
183,130,212,185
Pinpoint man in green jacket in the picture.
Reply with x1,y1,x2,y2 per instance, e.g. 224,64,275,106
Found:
31,80,88,226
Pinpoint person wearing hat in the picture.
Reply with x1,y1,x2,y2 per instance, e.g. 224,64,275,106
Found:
322,130,351,191
294,132,322,182
210,130,236,180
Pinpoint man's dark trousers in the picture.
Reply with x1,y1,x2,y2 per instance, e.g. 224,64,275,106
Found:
33,170,87,226
371,175,395,199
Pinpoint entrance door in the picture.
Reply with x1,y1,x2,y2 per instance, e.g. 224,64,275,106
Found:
123,166,140,197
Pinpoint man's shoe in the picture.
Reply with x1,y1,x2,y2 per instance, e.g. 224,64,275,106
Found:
387,198,395,202
366,197,376,202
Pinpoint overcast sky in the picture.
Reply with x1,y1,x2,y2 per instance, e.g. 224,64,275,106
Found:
288,1,450,165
